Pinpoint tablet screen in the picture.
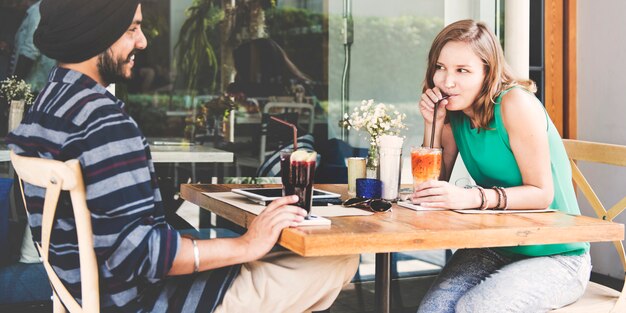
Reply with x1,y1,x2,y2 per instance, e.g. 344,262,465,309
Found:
232,187,341,203
241,188,330,197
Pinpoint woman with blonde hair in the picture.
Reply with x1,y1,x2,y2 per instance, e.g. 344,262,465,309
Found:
413,19,590,312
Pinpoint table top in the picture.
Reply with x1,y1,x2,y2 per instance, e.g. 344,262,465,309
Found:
0,140,235,164
149,141,234,163
181,184,625,257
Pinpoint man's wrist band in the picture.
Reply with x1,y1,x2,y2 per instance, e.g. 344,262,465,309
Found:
192,239,199,273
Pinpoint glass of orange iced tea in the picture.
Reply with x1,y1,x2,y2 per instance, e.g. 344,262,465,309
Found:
411,147,442,192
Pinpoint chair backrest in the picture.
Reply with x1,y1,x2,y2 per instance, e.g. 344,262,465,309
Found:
562,139,626,311
10,151,99,313
259,101,315,162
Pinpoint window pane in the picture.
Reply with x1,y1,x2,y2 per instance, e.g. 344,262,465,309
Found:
328,0,445,153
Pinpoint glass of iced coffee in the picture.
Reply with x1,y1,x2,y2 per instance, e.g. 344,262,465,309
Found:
285,150,317,217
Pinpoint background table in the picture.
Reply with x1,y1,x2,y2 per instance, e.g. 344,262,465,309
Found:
0,140,235,164
181,183,624,313
149,141,233,164
149,139,234,184
0,143,8,162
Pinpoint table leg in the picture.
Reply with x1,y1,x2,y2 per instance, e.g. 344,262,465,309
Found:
191,162,196,183
375,252,391,313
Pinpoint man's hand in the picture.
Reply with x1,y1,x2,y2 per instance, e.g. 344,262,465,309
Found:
239,195,307,261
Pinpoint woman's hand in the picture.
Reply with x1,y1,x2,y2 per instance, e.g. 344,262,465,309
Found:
240,195,307,261
419,87,449,126
411,180,480,210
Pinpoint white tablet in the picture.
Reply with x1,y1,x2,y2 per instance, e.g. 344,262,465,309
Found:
232,187,341,205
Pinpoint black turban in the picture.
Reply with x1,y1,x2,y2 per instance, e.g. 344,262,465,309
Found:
34,0,141,63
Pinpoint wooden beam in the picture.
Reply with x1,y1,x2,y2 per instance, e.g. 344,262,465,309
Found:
564,0,577,139
544,0,564,135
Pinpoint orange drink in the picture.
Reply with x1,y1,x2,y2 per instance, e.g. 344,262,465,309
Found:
411,147,442,191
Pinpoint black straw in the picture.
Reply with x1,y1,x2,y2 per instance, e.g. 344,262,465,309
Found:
430,95,449,149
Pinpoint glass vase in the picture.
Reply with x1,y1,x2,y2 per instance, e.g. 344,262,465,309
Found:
366,142,379,178
8,100,25,132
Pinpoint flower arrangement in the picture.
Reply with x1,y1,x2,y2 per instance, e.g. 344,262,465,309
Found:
340,99,407,176
0,76,34,106
340,99,407,145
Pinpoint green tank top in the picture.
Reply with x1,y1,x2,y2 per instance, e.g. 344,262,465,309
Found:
449,88,589,256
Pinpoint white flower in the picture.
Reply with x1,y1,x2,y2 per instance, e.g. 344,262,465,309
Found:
339,99,407,143
0,76,34,105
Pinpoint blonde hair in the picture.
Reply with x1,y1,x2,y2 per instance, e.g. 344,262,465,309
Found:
423,19,536,129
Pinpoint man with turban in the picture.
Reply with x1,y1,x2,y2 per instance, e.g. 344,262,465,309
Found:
7,1,358,312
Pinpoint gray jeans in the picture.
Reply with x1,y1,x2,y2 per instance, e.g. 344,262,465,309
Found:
417,248,591,313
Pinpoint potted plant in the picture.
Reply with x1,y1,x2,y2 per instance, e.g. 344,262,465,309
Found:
193,93,241,144
174,0,223,94
0,76,34,132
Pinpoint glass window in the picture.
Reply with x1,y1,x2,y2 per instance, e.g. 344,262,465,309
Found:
0,0,497,281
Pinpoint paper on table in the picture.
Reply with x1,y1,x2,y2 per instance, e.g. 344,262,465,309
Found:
202,192,374,217
311,205,373,217
454,208,556,214
397,201,447,211
397,201,556,214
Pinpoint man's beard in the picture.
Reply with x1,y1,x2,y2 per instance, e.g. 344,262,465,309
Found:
97,49,135,85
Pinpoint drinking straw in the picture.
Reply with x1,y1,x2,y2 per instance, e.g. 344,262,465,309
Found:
429,95,449,149
270,116,298,150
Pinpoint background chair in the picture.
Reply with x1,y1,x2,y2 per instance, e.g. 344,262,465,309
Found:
10,151,99,313
551,139,626,312
259,101,315,163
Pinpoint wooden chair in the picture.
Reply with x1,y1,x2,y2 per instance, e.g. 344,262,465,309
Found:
551,139,626,313
10,151,99,313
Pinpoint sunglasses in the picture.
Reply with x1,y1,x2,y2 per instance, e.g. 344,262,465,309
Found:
342,197,393,212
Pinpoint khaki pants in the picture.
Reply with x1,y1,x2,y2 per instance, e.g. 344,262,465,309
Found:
214,251,360,313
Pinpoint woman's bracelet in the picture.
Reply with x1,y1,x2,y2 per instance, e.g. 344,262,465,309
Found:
192,239,200,273
491,187,503,209
497,187,508,210
475,186,489,210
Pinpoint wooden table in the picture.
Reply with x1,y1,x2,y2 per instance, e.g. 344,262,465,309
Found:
181,183,625,313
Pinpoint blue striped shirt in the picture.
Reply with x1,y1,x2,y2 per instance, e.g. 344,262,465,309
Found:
7,67,239,312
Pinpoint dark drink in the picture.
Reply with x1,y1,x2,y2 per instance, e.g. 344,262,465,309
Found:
279,149,294,196
288,150,317,217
